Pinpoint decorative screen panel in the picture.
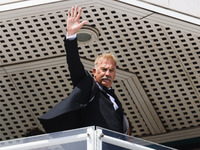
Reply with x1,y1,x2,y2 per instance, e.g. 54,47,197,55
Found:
0,72,38,141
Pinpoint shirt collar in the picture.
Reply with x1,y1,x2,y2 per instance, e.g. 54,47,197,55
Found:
96,82,111,91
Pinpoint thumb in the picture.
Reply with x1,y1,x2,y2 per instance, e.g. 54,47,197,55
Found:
79,21,88,28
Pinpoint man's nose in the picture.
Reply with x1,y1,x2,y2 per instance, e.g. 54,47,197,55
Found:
105,70,111,75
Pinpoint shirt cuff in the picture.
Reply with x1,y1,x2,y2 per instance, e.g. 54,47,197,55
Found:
66,33,77,40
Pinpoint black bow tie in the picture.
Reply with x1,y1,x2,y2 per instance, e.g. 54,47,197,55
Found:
102,86,124,113
102,86,114,95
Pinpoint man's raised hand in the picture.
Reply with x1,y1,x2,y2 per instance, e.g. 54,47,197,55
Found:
67,6,88,36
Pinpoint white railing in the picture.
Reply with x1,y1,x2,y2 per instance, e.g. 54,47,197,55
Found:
0,133,87,150
100,134,155,150
0,127,175,150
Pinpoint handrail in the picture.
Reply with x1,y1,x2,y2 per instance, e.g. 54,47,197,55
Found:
100,134,155,150
0,133,87,150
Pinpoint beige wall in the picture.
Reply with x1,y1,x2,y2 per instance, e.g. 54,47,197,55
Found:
141,0,200,18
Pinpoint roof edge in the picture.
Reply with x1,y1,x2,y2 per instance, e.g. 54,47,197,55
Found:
117,0,200,26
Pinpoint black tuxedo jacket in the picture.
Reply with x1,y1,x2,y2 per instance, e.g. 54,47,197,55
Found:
39,37,128,134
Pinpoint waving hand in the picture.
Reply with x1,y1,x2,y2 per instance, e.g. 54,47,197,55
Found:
67,6,88,36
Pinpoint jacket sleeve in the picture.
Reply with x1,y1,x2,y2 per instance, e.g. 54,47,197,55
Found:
64,37,87,87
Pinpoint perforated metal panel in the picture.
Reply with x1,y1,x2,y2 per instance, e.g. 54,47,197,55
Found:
0,0,200,144
0,71,39,140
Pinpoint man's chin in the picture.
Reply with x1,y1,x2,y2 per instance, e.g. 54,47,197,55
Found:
101,82,111,88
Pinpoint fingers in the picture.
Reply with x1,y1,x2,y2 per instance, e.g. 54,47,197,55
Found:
68,6,79,18
77,7,82,19
67,5,87,30
75,6,78,17
71,6,74,17
67,9,70,18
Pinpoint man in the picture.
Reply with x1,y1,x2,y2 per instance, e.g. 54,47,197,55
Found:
39,6,129,134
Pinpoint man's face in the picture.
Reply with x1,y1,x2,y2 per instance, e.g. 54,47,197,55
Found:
93,58,116,88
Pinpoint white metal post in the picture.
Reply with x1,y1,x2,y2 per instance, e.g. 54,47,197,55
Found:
96,129,103,150
87,128,95,150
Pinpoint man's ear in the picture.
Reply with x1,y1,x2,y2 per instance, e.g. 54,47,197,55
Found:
93,68,96,78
